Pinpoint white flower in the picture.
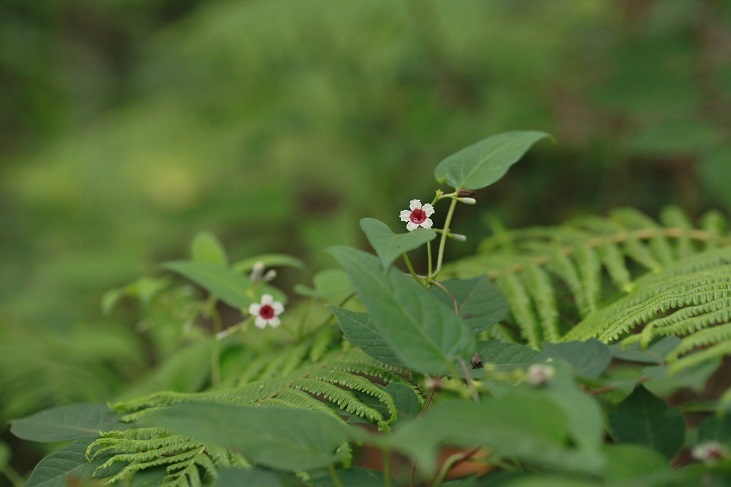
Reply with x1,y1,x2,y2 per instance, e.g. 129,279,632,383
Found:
526,363,555,386
248,294,284,329
692,441,729,464
399,199,435,231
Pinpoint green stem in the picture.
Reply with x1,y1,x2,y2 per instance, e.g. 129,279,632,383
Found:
208,298,223,387
327,465,345,487
426,241,433,281
402,252,422,285
434,197,459,278
2,466,25,487
382,445,392,487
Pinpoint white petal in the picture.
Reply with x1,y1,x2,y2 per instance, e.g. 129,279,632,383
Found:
399,210,412,222
422,204,435,216
421,218,433,229
248,303,261,315
409,199,421,210
261,294,274,305
272,302,284,315
268,317,281,328
406,221,418,231
254,316,268,328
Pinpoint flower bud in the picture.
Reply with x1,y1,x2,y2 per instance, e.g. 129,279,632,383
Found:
526,363,555,386
458,197,477,205
450,233,467,242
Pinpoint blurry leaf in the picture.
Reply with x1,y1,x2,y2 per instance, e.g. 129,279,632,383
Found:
130,468,168,487
295,268,352,300
388,390,603,477
102,276,172,314
643,359,720,396
10,403,122,443
232,254,305,273
602,444,669,482
608,385,684,460
434,131,550,190
610,336,680,364
140,403,351,471
0,442,9,470
537,340,611,378
700,146,731,209
316,467,387,486
192,232,228,266
499,476,599,487
327,246,477,374
698,414,731,443
359,218,437,269
25,441,104,487
162,260,254,308
430,276,508,333
211,468,283,486
330,307,406,368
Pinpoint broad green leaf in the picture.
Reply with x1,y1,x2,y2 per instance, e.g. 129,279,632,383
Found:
163,260,255,308
608,385,684,460
11,403,122,443
140,403,351,472
602,444,669,483
434,131,550,190
295,268,352,300
643,359,720,396
212,468,283,486
25,441,105,487
130,468,168,487
232,253,305,273
359,218,436,269
192,231,228,266
316,467,388,487
388,390,602,477
466,340,540,378
330,307,406,368
698,414,731,443
430,276,508,333
610,336,680,364
537,339,611,378
327,246,477,374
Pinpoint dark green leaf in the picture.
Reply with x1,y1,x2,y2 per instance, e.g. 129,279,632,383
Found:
610,336,681,364
327,246,477,374
212,468,283,486
698,414,731,443
192,231,228,266
430,276,508,333
608,385,684,459
537,340,611,378
10,403,122,443
163,260,255,308
130,468,168,487
643,359,720,396
330,307,406,368
434,131,550,190
139,403,351,472
466,340,540,378
315,467,388,487
25,441,104,487
360,218,436,269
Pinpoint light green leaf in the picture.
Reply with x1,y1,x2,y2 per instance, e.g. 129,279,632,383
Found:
295,268,352,300
140,403,351,472
327,246,477,374
330,306,406,368
608,385,684,460
25,441,104,487
163,260,254,308
10,403,122,443
192,231,228,266
430,276,508,333
537,340,611,378
434,131,550,190
360,218,436,269
602,444,669,483
232,253,305,273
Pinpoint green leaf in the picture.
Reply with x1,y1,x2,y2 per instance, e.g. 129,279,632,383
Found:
295,268,352,300
608,385,684,460
327,246,477,374
139,403,351,472
537,340,611,378
162,260,255,308
10,403,122,443
698,414,731,443
359,218,436,269
330,307,406,368
434,131,550,190
192,231,228,266
643,359,720,396
430,276,508,334
602,444,670,483
388,390,602,477
232,253,305,273
25,441,105,487
466,340,540,378
212,468,283,486
610,336,681,364
0,442,10,470
316,467,387,487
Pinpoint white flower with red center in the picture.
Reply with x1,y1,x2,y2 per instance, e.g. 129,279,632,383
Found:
248,294,284,329
399,199,435,231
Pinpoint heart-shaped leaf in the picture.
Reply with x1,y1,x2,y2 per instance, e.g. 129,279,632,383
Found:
327,246,477,374
434,131,550,190
360,218,436,269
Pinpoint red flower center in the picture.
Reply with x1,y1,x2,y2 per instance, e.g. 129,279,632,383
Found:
259,304,275,320
410,208,427,224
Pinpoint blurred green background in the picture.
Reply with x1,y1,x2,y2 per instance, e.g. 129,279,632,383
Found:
1,0,731,479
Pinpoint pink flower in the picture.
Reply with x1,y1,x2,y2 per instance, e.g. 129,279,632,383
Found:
248,294,284,329
399,199,435,231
